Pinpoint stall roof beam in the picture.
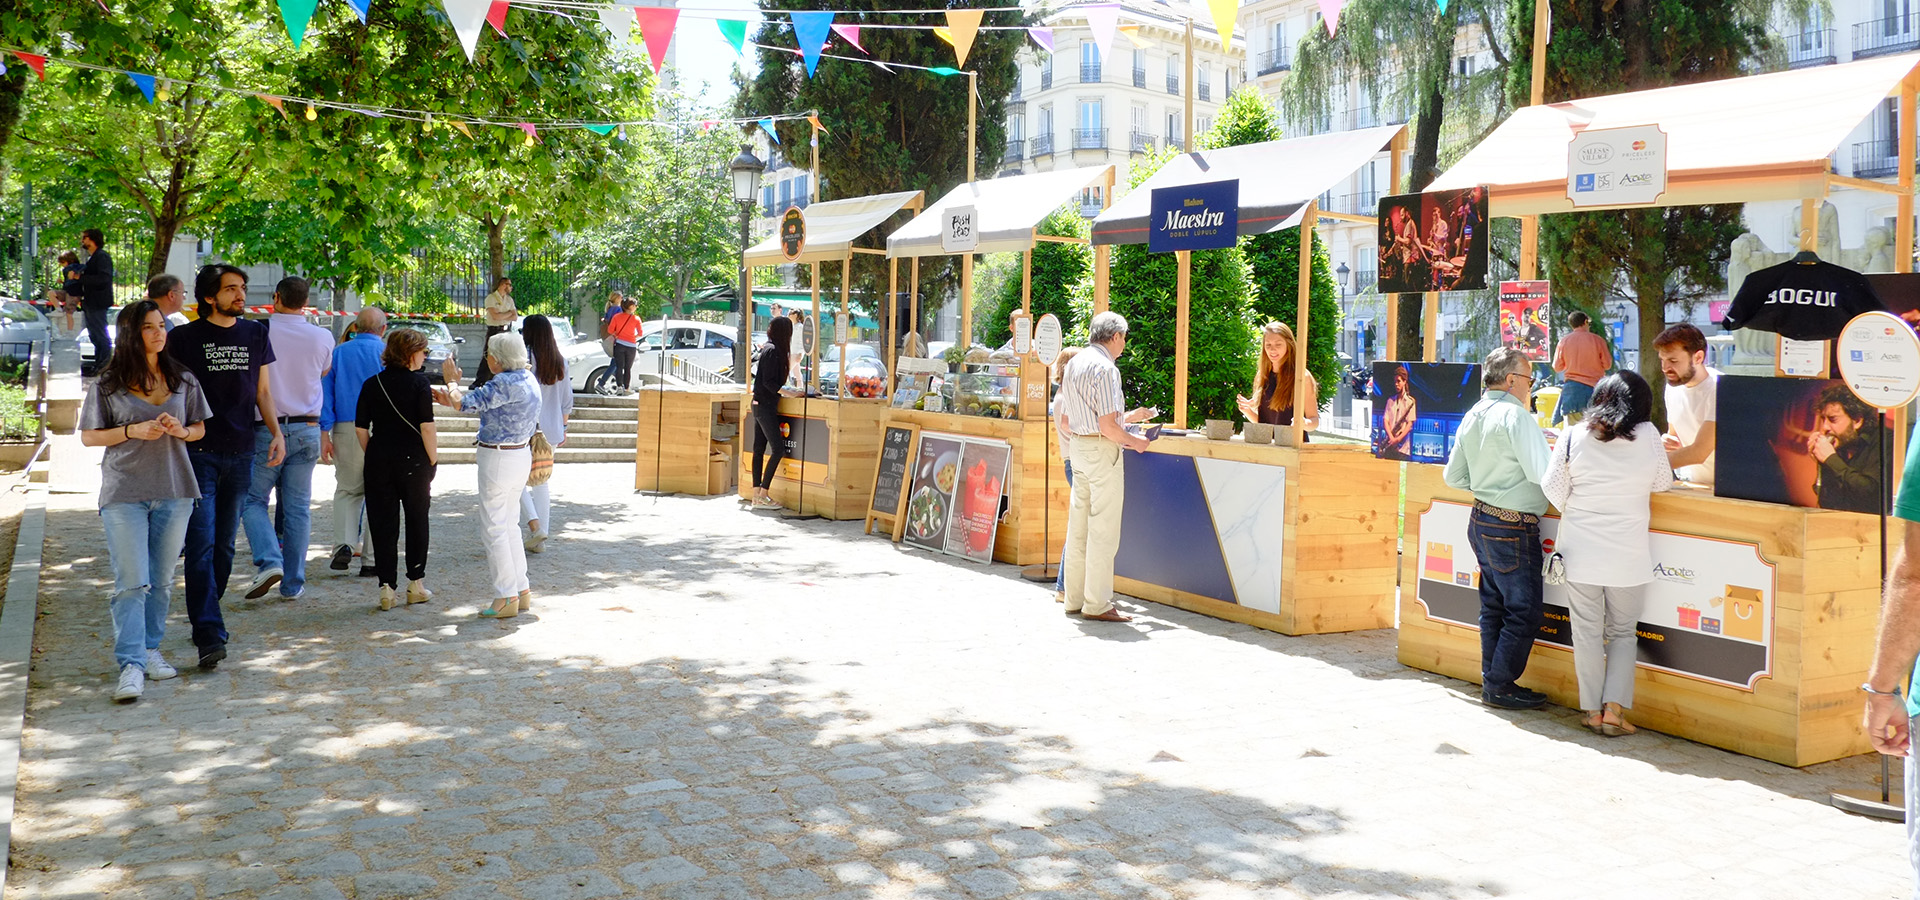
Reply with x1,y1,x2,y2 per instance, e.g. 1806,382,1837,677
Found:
886,165,1116,258
744,190,925,266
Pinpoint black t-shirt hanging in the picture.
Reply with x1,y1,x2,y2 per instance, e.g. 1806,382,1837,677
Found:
1720,258,1886,341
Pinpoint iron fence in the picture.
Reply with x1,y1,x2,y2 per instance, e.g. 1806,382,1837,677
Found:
375,248,584,318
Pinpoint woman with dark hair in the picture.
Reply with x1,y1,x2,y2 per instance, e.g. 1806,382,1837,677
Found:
79,300,210,702
519,315,573,552
749,316,795,510
1543,370,1672,736
356,328,439,612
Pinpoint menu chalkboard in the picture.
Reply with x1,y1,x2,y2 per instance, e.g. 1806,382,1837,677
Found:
864,424,920,538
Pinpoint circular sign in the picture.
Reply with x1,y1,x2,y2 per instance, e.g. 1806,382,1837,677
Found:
780,207,807,261
1837,310,1920,410
1033,314,1063,367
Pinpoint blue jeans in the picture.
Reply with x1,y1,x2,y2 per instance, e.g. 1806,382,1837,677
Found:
185,448,253,651
1053,461,1074,592
1467,506,1544,693
1552,380,1595,425
242,423,320,596
100,498,194,670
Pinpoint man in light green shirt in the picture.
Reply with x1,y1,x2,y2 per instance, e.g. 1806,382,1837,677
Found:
1443,347,1552,710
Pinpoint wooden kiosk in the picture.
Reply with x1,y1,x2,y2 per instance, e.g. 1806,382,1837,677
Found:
1078,127,1410,635
879,166,1118,564
1402,52,1920,765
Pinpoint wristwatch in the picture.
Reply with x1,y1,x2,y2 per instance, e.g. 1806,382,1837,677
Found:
1863,682,1903,697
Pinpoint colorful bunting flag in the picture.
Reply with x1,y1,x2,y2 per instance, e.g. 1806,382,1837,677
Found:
485,0,508,37
277,0,319,48
1027,27,1054,54
517,122,538,142
1437,0,1449,11
344,0,369,24
256,93,288,118
1317,0,1345,36
807,113,826,134
12,52,45,81
451,120,473,138
127,72,156,103
791,11,833,77
1083,4,1120,64
928,67,962,76
598,5,632,43
830,23,864,53
1206,0,1237,50
716,19,748,56
441,0,492,62
933,26,952,45
633,7,679,76
759,117,779,144
584,123,618,136
945,9,983,68
1117,24,1150,50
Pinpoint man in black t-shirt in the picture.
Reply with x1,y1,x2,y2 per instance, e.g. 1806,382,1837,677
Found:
77,229,113,376
167,264,282,670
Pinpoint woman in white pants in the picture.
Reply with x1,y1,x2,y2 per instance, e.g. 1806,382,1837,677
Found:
518,316,573,552
1543,370,1672,736
435,333,542,619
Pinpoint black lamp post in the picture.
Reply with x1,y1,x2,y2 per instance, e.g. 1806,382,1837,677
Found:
1335,261,1351,357
729,145,765,380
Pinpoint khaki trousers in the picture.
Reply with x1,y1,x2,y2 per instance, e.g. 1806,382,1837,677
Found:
331,423,367,552
1064,434,1126,616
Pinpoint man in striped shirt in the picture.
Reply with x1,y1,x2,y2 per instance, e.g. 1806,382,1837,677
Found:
1059,312,1152,623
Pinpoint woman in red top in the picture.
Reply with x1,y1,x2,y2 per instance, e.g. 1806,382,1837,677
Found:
606,298,644,393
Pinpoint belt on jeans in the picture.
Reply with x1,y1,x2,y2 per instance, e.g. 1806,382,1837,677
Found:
475,440,528,450
274,415,319,425
1473,500,1539,525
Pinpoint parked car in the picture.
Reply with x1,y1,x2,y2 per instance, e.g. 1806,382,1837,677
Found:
511,316,610,393
819,343,889,398
0,301,53,363
75,304,126,371
387,317,463,384
631,319,742,382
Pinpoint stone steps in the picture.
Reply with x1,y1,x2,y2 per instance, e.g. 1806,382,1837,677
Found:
436,446,636,465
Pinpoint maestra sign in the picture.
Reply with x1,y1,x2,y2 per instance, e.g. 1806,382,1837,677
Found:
1148,179,1239,253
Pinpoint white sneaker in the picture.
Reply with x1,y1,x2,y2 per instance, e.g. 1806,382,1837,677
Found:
524,532,547,553
143,650,177,680
113,664,144,703
244,567,283,599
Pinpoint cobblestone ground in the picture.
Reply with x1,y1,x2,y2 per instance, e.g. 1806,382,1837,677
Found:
9,451,1910,899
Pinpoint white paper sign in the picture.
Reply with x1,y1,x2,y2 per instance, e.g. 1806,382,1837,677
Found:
942,205,979,253
1838,310,1920,409
1011,314,1032,355
1776,337,1828,378
1033,314,1063,366
1567,124,1668,207
835,311,849,340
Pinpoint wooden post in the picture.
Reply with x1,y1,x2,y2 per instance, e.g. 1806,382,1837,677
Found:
1175,250,1191,429
1021,250,1032,314
1387,132,1406,359
1518,0,1550,282
1183,19,1194,152
1423,291,1439,362
887,256,898,377
840,254,851,392
910,257,920,351
1094,168,1115,315
961,70,978,353
1292,202,1317,448
810,262,822,393
1898,77,1917,493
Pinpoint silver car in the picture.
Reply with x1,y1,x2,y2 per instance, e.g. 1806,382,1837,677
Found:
387,318,463,384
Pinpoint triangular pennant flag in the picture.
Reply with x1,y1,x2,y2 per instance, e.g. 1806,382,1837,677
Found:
945,9,983,68
632,7,679,76
517,122,537,139
451,120,473,138
1083,4,1120,63
441,0,492,62
256,93,288,118
344,0,369,24
699,120,714,132
759,118,780,144
830,23,863,53
485,0,508,37
11,52,44,81
928,67,962,76
354,108,386,118
872,60,892,73
807,113,826,134
277,0,319,48
1027,27,1054,54
1117,24,1150,50
716,19,748,55
790,11,833,77
127,72,156,103
1437,0,1449,11
598,5,632,43
933,26,952,45
1205,0,1236,50
1317,0,1344,36
584,123,618,136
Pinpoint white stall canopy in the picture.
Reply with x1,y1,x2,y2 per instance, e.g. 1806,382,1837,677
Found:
744,190,925,266
887,166,1115,258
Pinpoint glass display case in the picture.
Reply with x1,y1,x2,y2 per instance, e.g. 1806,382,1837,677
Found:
954,362,1022,419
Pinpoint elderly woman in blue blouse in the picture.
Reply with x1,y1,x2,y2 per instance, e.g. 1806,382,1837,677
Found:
435,332,542,619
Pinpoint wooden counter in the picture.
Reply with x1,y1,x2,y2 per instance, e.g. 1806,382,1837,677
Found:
886,408,1067,566
1398,463,1889,767
732,396,888,520
1114,435,1399,635
634,386,744,495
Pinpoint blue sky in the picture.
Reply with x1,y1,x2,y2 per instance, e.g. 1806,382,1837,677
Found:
670,0,762,114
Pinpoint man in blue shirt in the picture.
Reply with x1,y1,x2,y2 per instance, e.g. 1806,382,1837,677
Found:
1864,415,1920,893
321,308,388,577
1444,347,1552,710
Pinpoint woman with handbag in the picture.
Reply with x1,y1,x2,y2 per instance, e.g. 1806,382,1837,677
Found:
1542,370,1672,736
519,315,572,553
355,329,439,612
435,333,542,619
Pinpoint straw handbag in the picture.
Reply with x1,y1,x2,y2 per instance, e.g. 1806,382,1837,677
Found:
527,430,554,486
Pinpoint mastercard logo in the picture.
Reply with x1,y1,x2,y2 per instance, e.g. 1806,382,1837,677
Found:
1631,140,1647,150
779,423,792,439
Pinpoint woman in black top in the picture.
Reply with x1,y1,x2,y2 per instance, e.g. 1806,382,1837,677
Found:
749,316,794,510
355,329,439,611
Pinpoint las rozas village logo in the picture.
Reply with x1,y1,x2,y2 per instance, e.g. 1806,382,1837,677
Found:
1652,561,1696,584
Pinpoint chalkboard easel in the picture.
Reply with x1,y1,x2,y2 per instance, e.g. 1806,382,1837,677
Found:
864,423,920,541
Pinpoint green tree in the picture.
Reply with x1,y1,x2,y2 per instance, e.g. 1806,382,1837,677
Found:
979,206,1089,349
1201,88,1341,406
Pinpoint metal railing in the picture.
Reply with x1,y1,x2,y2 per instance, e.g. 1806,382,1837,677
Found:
1031,133,1054,156
1337,191,1379,215
1855,14,1920,58
1257,47,1291,75
1853,139,1908,179
1129,131,1155,153
1354,268,1378,294
1132,67,1146,87
1784,28,1836,68
1080,62,1101,83
1004,140,1023,162
1073,128,1108,150
1166,73,1180,95
1163,135,1184,152
669,355,738,387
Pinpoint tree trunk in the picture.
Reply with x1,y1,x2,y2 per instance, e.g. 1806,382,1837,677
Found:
148,217,179,282
484,213,507,286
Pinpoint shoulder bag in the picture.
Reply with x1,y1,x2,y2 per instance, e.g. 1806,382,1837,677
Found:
528,428,554,486
376,373,433,474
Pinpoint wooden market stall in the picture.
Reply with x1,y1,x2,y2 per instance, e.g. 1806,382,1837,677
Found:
1405,51,1920,765
1077,126,1409,635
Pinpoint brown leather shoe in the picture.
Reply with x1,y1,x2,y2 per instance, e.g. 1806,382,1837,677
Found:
1081,609,1133,622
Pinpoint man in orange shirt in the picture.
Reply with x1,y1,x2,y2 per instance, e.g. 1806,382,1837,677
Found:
1551,311,1612,425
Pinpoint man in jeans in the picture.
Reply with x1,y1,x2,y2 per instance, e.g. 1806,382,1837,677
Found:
77,228,114,376
1550,310,1612,424
321,307,387,576
168,265,281,669
1057,311,1152,623
1443,347,1552,710
1864,420,1920,897
241,277,333,601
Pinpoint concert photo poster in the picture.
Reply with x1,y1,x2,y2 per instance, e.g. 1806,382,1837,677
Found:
1377,186,1490,294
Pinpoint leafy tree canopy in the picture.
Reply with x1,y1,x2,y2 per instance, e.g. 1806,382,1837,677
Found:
979,205,1089,349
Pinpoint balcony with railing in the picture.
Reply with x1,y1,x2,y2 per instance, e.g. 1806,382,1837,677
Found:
1257,47,1291,76
1163,136,1184,152
1855,14,1920,59
1166,73,1180,95
1004,140,1023,163
1079,199,1104,218
1073,128,1108,150
1337,191,1379,216
1783,29,1835,68
1031,133,1054,157
1129,131,1155,154
1132,67,1146,88
1853,139,1911,179
1080,62,1102,83
1354,268,1378,294
1198,81,1211,102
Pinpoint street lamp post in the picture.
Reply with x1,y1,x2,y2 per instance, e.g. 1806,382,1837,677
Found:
1335,261,1351,358
729,145,766,381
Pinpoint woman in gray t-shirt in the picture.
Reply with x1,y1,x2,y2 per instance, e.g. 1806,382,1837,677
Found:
79,300,211,704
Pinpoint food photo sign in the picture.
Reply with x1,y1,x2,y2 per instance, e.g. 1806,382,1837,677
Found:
902,431,1011,563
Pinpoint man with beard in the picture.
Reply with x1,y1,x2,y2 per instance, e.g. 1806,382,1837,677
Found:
1654,323,1720,485
168,265,282,670
1809,384,1884,513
